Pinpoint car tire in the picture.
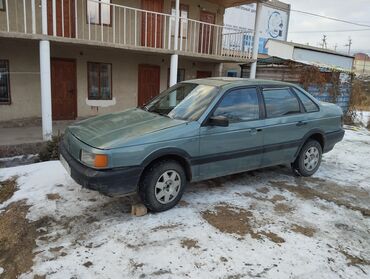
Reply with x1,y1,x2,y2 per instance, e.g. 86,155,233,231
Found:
292,140,322,177
139,160,187,212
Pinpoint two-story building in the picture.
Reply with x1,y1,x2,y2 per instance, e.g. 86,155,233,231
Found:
0,0,259,139
353,53,370,78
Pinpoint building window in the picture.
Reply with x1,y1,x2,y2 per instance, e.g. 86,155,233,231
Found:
171,2,189,38
227,70,238,77
0,0,6,11
88,62,112,100
0,60,10,105
167,68,185,87
87,0,111,25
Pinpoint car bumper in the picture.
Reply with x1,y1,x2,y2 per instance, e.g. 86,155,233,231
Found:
59,143,142,197
324,129,345,153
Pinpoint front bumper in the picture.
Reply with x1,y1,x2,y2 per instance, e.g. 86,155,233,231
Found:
60,143,142,197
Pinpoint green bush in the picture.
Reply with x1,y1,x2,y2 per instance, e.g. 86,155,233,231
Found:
38,134,63,161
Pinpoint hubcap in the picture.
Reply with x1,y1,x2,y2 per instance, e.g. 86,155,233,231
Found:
154,170,181,204
304,147,320,171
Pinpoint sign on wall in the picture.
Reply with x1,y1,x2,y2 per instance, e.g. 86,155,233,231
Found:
224,2,290,54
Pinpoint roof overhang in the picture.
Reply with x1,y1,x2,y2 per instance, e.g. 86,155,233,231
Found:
265,39,354,72
206,0,260,8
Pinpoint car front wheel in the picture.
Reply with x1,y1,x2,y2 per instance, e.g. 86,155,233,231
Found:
292,140,322,176
139,160,186,212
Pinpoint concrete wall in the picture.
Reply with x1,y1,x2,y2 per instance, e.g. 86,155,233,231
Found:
0,38,218,121
0,39,41,120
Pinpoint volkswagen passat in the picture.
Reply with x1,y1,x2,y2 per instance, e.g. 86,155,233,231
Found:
60,78,344,212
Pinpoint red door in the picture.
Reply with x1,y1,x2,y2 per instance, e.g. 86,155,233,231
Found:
51,58,77,120
141,0,163,48
138,65,161,106
199,11,215,54
47,0,76,38
196,71,212,78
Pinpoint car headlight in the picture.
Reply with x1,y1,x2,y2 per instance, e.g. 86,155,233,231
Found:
80,150,109,168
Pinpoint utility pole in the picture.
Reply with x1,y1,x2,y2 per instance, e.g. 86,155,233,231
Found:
363,55,368,75
345,37,352,55
321,35,327,49
249,1,263,79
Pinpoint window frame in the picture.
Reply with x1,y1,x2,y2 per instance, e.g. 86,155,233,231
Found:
171,1,189,39
202,86,263,126
0,59,11,105
260,86,304,119
86,0,112,27
292,87,320,113
0,0,6,11
87,62,113,101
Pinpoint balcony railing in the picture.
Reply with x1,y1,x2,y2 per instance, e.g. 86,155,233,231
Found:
0,0,254,60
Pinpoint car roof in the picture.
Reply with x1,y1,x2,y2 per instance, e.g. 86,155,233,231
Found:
182,77,295,88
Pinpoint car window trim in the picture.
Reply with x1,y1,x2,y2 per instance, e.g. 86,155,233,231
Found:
288,87,305,113
291,87,320,113
260,86,303,119
201,85,262,126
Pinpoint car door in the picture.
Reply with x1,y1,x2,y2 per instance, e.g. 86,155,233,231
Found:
259,86,309,167
198,87,263,180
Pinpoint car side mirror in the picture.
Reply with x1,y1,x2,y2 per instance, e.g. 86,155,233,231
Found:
207,116,229,127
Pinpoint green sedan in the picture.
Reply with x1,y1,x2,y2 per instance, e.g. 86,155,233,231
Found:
60,78,344,212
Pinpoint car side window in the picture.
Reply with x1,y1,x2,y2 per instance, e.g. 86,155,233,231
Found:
213,88,260,123
262,88,301,118
293,88,319,112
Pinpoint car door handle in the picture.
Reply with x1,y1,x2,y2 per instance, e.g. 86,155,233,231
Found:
296,121,307,127
250,128,262,135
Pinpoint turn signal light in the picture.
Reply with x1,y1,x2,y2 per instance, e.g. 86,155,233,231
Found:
94,154,109,168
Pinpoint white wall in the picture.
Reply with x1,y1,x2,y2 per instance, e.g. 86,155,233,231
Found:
266,40,294,60
293,48,354,72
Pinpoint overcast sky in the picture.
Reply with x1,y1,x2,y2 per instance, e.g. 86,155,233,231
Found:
282,0,370,55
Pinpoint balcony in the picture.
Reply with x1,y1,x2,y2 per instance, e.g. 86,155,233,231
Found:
0,0,254,61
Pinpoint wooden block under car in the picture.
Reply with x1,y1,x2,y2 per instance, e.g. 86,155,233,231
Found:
131,203,148,217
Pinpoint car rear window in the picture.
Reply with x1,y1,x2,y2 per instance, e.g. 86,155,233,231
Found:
262,88,301,118
293,88,319,112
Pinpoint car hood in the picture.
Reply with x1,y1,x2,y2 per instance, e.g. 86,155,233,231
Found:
68,108,186,149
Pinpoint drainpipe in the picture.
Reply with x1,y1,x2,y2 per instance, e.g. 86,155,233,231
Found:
40,0,52,140
250,1,263,79
169,0,180,106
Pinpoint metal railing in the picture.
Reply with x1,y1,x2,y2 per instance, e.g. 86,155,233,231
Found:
0,0,254,59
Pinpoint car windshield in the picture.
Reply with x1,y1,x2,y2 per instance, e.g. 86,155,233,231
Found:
144,83,219,121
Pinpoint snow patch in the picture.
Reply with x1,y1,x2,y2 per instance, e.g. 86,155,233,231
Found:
0,128,369,278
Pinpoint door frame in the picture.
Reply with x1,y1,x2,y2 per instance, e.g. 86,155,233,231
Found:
196,70,212,79
198,85,264,180
141,0,164,48
51,57,78,120
47,0,76,37
138,64,161,106
199,10,216,54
